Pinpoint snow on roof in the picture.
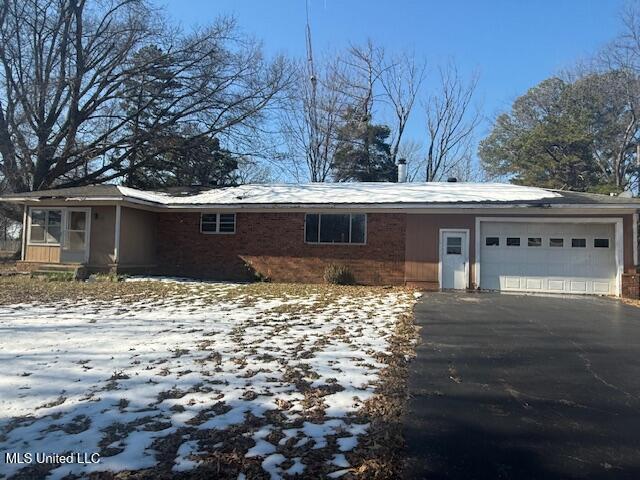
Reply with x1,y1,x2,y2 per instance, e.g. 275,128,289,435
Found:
117,182,561,206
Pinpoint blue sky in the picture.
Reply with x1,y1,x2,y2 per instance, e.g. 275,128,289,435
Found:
154,0,627,174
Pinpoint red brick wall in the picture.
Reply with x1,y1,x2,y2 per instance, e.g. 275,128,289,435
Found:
155,212,406,285
622,273,640,299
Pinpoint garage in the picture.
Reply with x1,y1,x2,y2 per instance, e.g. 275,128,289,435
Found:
478,219,621,295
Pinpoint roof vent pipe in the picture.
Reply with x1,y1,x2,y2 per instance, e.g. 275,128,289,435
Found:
397,158,407,183
447,177,458,183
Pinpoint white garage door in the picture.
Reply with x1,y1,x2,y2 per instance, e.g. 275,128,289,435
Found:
479,222,617,295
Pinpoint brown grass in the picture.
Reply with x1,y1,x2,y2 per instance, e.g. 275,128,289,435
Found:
349,311,419,479
0,276,419,479
0,276,407,308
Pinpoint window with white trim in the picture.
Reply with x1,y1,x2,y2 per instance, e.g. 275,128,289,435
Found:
594,238,609,248
305,213,366,244
29,209,62,244
200,213,236,234
485,237,500,246
506,237,521,247
571,238,586,248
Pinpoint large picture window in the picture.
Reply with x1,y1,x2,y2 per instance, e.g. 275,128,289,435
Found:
29,209,62,244
200,213,236,234
305,213,366,244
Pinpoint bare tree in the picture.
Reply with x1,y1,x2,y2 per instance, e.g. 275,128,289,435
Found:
380,52,425,165
279,58,348,182
424,63,480,181
0,0,291,198
396,139,425,181
597,4,640,193
336,41,386,122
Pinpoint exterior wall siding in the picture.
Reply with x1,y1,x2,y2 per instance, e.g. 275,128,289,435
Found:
404,214,477,290
24,245,60,263
119,207,157,266
404,213,637,292
155,212,406,285
88,206,116,267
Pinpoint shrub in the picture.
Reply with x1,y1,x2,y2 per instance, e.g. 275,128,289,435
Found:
323,264,355,285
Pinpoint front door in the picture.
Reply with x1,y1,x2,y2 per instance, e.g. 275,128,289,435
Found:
440,230,468,290
61,209,90,263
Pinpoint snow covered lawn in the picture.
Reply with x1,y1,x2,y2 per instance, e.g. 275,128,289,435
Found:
0,279,417,479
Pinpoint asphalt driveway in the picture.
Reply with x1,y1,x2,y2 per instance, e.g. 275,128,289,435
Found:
403,292,640,480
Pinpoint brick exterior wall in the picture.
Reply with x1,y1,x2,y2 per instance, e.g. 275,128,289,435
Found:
622,272,640,299
155,212,407,285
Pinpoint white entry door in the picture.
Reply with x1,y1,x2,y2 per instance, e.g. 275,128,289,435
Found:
440,230,469,290
61,209,90,263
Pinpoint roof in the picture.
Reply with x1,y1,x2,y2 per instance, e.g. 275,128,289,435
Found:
2,182,640,209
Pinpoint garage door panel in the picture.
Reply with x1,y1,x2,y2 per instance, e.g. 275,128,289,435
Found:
480,222,617,296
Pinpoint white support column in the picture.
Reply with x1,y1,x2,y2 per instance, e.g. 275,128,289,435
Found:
114,204,122,264
21,205,27,261
634,213,638,267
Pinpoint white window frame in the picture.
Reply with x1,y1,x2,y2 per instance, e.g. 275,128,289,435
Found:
27,208,63,246
200,212,236,234
304,213,367,245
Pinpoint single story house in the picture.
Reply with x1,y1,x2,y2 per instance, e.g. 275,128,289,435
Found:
1,182,639,298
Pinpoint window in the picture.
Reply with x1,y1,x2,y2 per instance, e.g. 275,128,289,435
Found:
528,237,542,247
29,209,62,244
594,238,609,248
305,213,366,244
571,238,586,248
549,238,564,247
506,237,520,247
446,236,462,255
485,237,500,246
200,213,236,234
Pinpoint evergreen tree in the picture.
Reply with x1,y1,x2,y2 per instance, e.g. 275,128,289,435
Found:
121,45,182,186
332,109,396,182
132,129,239,189
479,74,640,193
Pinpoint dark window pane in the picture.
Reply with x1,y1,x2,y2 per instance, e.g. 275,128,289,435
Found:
31,209,46,226
219,214,235,233
48,211,62,227
485,237,499,246
68,230,83,249
219,213,235,224
549,238,564,247
305,214,319,243
572,238,586,248
350,214,366,244
201,213,217,232
506,237,520,246
528,237,542,247
47,226,61,244
219,222,234,233
446,236,462,254
30,225,45,242
68,211,84,230
320,214,350,243
594,238,609,248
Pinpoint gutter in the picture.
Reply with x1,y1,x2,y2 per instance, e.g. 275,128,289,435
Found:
2,197,640,211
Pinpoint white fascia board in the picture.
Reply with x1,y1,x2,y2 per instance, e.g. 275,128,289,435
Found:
145,202,640,211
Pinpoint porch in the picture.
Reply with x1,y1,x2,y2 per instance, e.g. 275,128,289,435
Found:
18,205,157,275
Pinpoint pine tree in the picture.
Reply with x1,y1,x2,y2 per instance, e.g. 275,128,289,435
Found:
332,109,396,182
